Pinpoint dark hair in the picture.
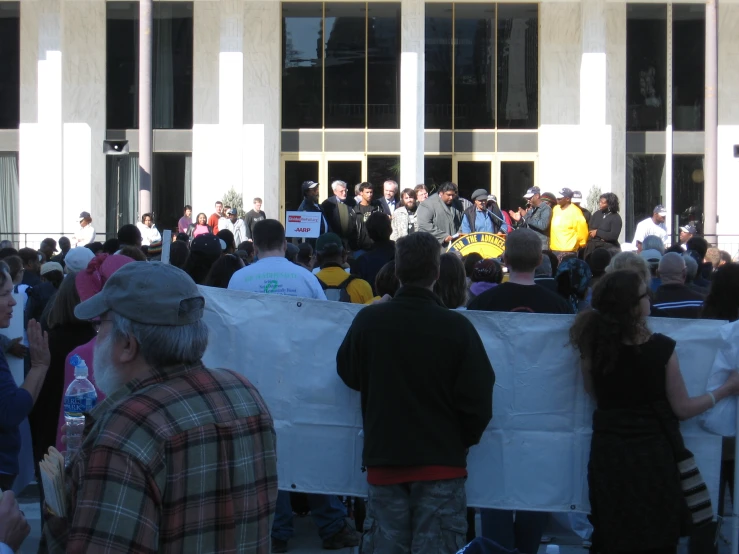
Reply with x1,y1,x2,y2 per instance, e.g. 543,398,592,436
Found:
195,212,209,225
184,205,192,211
46,272,84,329
176,232,190,243
400,188,416,200
297,243,314,264
4,256,23,282
285,243,299,263
599,192,620,214
0,248,19,260
18,248,39,265
665,244,684,255
359,182,373,193
86,242,104,255
543,250,559,276
686,236,708,259
0,261,9,288
414,184,428,193
439,182,458,194
433,253,467,308
203,254,244,289
103,238,120,254
237,241,255,256
366,212,392,242
184,249,221,285
472,259,503,284
569,270,647,374
375,260,399,298
254,197,263,204
720,251,732,264
118,245,146,262
504,229,542,272
702,263,739,322
463,253,484,278
217,229,236,252
141,213,153,223
215,201,223,206
117,224,142,246
169,241,190,269
396,232,440,288
253,219,285,252
42,270,64,289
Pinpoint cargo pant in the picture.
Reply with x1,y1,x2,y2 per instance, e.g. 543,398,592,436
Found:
362,477,467,554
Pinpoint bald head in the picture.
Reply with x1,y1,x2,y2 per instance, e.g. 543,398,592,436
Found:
658,252,687,284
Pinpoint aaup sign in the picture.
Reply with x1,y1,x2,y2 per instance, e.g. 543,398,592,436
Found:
285,211,321,238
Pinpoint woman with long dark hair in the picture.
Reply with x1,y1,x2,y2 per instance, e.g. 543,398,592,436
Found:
583,192,623,259
570,270,739,554
702,262,739,322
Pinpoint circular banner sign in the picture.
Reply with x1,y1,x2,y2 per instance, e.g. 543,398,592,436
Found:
447,232,506,259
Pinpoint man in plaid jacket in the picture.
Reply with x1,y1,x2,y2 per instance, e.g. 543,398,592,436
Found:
45,262,278,554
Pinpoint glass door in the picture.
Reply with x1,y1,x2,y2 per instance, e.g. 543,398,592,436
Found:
495,156,537,215
453,157,493,203
321,154,366,203
281,156,321,219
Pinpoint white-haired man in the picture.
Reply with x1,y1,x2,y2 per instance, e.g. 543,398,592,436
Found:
322,180,358,245
45,262,278,553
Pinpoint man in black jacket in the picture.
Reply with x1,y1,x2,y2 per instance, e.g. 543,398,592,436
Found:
337,231,494,552
243,197,266,241
321,180,358,247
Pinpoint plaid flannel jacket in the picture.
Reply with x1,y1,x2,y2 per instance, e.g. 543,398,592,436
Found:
46,362,278,554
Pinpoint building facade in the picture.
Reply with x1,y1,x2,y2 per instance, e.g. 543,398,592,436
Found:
0,0,738,247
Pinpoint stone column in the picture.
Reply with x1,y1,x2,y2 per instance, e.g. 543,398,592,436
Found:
400,0,424,188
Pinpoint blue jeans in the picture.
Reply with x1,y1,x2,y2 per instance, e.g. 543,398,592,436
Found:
271,491,347,541
479,509,547,554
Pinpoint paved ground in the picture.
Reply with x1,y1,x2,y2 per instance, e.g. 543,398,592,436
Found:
15,485,735,554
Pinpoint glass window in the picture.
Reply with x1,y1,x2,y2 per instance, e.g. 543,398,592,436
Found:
456,161,491,202
497,4,538,129
367,156,400,197
0,3,20,129
284,160,319,213
625,154,666,242
424,156,452,193
328,160,362,192
367,4,401,129
626,5,667,132
324,3,366,129
106,2,194,130
672,5,705,131
152,153,192,232
454,4,495,130
672,155,704,234
282,3,323,129
499,161,534,213
425,4,453,129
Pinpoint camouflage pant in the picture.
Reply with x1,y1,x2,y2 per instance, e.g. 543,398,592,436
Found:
361,478,467,554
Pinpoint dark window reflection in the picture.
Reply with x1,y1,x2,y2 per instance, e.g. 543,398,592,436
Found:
424,156,453,194
282,3,323,129
500,161,533,212
425,4,453,129
106,2,193,130
328,160,362,192
454,4,495,130
673,5,705,131
324,3,366,128
625,154,666,241
367,4,401,129
153,153,192,233
497,4,538,129
672,155,704,234
0,3,20,129
457,161,491,202
626,5,666,131
367,156,400,197
284,161,319,214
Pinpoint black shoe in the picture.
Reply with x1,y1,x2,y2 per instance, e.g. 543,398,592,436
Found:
322,523,360,550
271,537,288,553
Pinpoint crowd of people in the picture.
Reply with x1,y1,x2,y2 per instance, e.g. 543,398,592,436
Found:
0,179,738,554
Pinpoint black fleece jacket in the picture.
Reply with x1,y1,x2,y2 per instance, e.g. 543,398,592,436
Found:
337,287,494,468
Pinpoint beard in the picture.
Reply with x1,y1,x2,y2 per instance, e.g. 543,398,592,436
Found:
93,333,127,397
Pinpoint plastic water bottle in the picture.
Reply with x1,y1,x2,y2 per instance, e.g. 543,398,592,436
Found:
63,355,98,465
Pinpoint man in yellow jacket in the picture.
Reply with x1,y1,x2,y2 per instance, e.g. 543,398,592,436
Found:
550,188,588,260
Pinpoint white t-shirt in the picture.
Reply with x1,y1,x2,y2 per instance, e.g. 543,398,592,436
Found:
632,217,669,248
228,256,327,300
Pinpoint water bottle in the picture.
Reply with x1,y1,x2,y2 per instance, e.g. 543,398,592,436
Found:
63,355,98,465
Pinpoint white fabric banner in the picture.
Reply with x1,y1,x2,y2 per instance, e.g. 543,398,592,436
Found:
199,287,725,512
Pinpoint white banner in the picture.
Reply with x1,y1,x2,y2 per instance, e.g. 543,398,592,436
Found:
200,287,725,512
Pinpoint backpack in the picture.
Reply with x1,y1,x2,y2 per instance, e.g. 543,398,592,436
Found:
317,274,356,303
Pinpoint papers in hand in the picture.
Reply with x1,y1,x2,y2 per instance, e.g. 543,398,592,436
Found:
39,446,66,517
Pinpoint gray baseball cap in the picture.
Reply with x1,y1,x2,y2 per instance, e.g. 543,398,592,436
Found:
74,262,205,326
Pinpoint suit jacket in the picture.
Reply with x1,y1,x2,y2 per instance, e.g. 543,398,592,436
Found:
417,193,464,245
379,196,398,216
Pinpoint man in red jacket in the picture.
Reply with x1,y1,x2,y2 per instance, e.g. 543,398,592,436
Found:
208,201,223,234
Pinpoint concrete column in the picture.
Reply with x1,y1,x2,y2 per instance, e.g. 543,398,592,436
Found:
400,0,424,188
703,0,718,238
242,0,280,218
61,0,106,236
606,3,626,220
19,0,63,240
138,0,153,216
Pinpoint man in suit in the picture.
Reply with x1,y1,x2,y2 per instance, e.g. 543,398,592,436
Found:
321,180,358,246
379,180,399,216
417,182,464,247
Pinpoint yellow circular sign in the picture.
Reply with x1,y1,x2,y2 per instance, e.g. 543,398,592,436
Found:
447,232,506,259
